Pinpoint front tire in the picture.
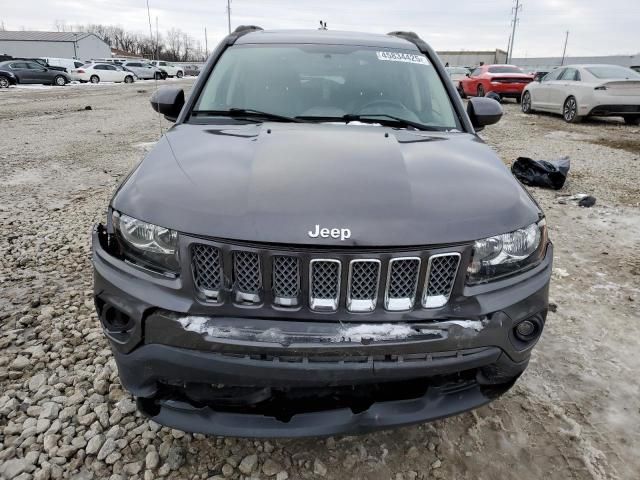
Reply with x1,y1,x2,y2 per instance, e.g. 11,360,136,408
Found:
521,91,533,113
176,71,183,78
90,75,100,84
623,115,640,125
563,96,582,123
0,76,9,88
124,75,134,84
154,72,162,80
54,75,66,86
477,84,485,97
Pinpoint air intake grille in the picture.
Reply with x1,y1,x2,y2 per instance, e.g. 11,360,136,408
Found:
273,256,300,299
423,254,460,308
310,260,341,311
386,258,421,311
233,251,262,293
191,244,223,297
190,242,461,311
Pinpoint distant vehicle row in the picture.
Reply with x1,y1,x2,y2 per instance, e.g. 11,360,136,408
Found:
446,62,640,125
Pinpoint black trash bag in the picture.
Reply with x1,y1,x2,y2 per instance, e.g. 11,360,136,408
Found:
485,91,502,103
511,156,570,190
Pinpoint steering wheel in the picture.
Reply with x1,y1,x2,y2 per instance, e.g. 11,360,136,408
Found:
356,99,412,115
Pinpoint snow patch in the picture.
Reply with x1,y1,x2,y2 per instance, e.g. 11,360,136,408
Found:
435,320,485,332
177,316,241,338
334,324,416,342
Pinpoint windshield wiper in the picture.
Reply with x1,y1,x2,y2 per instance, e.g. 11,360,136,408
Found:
191,108,304,123
296,113,441,131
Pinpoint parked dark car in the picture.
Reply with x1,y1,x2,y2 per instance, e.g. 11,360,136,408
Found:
0,67,18,88
182,64,201,76
0,60,71,86
93,27,552,437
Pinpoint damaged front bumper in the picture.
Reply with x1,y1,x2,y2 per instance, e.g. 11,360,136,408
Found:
92,225,552,437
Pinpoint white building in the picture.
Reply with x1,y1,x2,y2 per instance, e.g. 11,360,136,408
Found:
0,31,111,61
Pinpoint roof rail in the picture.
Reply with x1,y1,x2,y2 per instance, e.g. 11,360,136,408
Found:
225,25,263,46
234,25,263,35
386,31,430,54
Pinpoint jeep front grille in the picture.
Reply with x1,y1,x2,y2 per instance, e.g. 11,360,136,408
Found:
190,243,461,313
347,260,381,312
191,244,223,301
272,256,300,307
385,258,421,311
309,259,341,312
423,253,461,308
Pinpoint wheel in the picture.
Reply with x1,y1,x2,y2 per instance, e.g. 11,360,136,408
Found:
521,91,533,113
458,83,467,99
623,115,640,125
176,71,183,78
0,76,9,88
154,72,162,80
54,75,66,86
90,75,100,84
515,95,522,104
124,75,134,84
477,84,485,97
563,96,582,123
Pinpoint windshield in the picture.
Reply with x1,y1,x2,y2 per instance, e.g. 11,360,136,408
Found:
193,44,461,130
488,66,524,74
586,66,640,79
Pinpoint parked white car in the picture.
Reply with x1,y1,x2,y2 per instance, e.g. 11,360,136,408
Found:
40,57,85,73
150,60,184,78
72,63,136,84
522,64,640,124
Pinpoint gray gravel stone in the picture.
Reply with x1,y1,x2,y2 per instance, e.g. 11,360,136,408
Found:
86,434,105,455
239,454,258,475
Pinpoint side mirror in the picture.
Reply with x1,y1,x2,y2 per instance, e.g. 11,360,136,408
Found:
150,87,185,122
467,97,503,131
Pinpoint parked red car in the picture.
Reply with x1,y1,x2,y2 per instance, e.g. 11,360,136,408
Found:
459,64,534,102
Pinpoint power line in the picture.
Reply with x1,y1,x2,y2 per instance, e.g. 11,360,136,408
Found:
507,0,522,63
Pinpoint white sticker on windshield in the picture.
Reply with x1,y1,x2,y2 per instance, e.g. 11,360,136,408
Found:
376,51,429,65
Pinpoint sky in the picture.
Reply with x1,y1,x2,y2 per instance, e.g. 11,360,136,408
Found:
2,0,639,58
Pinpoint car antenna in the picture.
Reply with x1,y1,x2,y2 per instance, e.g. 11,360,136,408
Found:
318,20,328,30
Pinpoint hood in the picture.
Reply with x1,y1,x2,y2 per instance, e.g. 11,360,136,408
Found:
112,123,540,246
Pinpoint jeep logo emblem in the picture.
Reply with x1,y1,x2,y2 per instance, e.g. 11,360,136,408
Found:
308,224,351,241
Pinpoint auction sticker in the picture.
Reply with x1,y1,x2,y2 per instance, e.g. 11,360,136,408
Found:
376,51,429,65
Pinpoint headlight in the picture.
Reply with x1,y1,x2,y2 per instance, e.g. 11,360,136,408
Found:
467,220,547,284
112,211,179,274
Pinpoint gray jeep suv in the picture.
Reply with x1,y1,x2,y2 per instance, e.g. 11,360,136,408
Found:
92,27,552,437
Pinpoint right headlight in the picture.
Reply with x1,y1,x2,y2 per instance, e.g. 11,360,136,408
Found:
112,211,180,275
467,220,548,284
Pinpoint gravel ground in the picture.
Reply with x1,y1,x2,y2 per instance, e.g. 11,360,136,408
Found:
1,82,639,480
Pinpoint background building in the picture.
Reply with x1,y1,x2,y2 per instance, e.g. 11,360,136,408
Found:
0,31,111,60
511,53,640,72
437,49,508,67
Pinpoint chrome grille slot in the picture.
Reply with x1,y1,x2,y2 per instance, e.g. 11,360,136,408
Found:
233,251,262,303
385,257,421,311
272,256,300,307
309,259,341,312
191,244,223,301
347,260,380,312
423,253,460,308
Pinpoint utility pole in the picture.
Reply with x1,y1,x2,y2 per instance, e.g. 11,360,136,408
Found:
507,0,522,63
227,0,232,34
204,26,208,56
560,30,569,66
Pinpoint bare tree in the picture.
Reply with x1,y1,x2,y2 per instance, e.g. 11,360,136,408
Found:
54,20,68,32
0,20,6,31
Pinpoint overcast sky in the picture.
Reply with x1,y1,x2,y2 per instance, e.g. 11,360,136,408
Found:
2,0,639,58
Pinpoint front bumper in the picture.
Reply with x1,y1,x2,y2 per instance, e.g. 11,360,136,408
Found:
92,226,552,437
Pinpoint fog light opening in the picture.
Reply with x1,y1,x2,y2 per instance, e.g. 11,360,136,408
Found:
514,319,540,342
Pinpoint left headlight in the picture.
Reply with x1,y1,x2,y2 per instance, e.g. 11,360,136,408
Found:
112,211,180,274
467,220,548,284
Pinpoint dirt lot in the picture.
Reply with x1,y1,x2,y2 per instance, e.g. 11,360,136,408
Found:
1,81,639,480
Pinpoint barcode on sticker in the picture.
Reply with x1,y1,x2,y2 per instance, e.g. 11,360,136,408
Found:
376,51,429,65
